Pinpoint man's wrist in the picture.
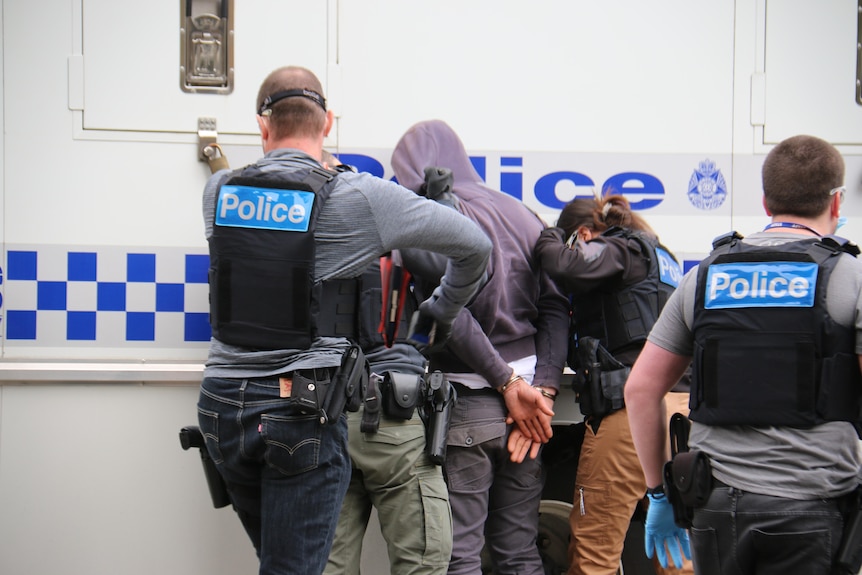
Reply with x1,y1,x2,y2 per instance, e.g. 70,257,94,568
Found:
499,373,522,395
647,484,666,499
534,386,557,401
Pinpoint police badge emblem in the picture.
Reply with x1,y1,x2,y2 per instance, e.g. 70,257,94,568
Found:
687,159,727,210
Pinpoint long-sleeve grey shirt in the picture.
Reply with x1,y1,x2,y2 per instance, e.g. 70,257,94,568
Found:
202,148,491,378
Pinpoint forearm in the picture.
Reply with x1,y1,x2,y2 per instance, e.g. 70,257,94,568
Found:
625,342,691,488
532,272,570,390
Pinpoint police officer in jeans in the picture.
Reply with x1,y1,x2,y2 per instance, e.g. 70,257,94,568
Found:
197,66,491,575
625,134,862,574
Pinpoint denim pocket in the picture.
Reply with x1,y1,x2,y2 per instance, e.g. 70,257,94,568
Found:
197,408,224,464
689,525,720,575
260,412,321,476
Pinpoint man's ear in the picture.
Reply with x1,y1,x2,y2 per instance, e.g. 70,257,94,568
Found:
323,110,335,137
257,115,270,141
761,196,773,216
831,192,842,218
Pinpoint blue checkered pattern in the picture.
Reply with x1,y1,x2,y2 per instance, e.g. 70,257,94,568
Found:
2,246,211,345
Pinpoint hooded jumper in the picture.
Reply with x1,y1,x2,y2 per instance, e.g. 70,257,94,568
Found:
391,120,569,391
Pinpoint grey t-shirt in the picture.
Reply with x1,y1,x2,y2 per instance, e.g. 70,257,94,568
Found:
649,231,862,499
202,148,491,379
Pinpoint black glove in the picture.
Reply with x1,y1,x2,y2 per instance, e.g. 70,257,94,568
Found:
406,310,452,355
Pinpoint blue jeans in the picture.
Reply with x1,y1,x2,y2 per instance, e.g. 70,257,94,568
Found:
197,373,351,575
690,481,845,575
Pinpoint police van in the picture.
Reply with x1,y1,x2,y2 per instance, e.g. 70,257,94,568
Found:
0,1,860,574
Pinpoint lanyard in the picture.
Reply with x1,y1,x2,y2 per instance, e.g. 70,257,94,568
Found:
763,222,821,236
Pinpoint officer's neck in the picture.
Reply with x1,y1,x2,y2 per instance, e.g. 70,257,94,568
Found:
264,137,323,162
767,214,834,237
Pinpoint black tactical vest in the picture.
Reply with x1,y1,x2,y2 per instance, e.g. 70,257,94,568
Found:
575,227,682,360
208,164,359,350
690,233,862,428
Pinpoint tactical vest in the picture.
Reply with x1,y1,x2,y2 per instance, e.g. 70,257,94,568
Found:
208,164,359,350
357,256,417,350
690,233,862,428
575,227,682,358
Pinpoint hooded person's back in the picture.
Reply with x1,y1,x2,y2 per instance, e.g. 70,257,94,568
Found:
391,119,568,387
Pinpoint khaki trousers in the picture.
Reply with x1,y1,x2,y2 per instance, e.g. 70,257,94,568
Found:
567,393,695,575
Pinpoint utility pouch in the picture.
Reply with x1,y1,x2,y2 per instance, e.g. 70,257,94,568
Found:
320,345,368,425
380,371,424,420
836,486,862,574
663,412,711,529
670,450,712,508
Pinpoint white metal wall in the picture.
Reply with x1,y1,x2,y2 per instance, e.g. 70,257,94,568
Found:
1,1,861,574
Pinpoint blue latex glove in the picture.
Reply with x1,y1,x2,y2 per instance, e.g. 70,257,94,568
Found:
645,493,692,568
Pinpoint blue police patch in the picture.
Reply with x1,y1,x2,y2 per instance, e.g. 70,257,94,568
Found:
655,247,681,288
216,185,315,232
704,261,818,309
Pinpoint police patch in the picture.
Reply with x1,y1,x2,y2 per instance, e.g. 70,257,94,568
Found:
655,246,681,288
216,185,315,232
687,159,728,210
704,261,818,309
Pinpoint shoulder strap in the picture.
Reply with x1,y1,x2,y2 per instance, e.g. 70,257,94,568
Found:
711,230,744,251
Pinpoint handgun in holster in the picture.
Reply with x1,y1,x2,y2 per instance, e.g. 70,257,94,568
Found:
571,336,628,418
420,370,457,465
178,426,231,509
835,486,862,574
320,344,368,425
662,412,712,529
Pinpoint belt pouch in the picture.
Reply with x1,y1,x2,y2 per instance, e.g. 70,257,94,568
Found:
380,371,423,420
671,450,712,508
289,371,324,414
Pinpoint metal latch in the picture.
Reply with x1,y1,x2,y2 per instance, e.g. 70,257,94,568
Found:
180,0,234,94
198,117,229,173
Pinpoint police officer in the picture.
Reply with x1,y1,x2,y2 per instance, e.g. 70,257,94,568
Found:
625,134,862,574
533,194,692,575
197,66,491,575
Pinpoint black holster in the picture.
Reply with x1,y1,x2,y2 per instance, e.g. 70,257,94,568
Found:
572,336,629,418
835,486,862,574
420,371,456,466
320,345,368,425
179,426,231,509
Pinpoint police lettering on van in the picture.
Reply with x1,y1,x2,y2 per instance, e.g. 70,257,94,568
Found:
216,185,315,232
704,261,818,309
335,153,667,211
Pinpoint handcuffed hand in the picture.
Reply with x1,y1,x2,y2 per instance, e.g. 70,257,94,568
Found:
506,426,542,463
501,377,554,444
644,492,691,569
